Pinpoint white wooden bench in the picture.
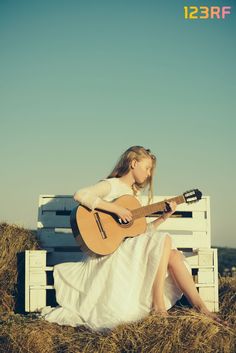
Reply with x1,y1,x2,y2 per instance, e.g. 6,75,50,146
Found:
25,194,219,313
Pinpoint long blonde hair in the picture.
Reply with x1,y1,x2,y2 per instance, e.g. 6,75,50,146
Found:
107,146,157,204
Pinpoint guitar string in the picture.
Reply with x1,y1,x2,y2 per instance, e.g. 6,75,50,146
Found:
131,196,184,220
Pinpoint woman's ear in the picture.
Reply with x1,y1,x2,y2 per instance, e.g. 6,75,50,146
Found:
130,159,137,169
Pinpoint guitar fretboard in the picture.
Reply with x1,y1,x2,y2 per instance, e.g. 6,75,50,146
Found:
132,195,185,219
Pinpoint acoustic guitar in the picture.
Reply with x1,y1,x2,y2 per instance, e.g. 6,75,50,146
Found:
70,189,202,256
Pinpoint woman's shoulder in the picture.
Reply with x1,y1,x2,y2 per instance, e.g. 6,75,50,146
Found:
96,177,119,193
102,177,127,186
99,177,142,198
99,177,117,185
104,177,142,196
99,177,129,191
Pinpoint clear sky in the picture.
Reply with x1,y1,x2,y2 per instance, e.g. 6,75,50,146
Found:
0,0,235,247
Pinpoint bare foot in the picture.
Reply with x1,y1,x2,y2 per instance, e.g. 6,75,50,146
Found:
195,305,229,326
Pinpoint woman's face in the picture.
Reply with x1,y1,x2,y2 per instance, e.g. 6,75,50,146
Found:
132,156,153,184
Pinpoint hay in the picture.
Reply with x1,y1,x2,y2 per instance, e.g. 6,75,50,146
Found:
218,275,236,317
1,305,235,353
0,222,41,315
0,222,40,293
0,223,235,353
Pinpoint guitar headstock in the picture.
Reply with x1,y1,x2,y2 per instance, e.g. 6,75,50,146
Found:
183,189,202,204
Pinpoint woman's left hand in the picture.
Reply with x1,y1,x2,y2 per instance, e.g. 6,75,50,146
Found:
163,200,177,219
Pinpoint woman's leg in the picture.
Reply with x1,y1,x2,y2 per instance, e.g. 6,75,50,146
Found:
167,250,229,325
151,243,229,325
151,235,172,315
167,250,206,309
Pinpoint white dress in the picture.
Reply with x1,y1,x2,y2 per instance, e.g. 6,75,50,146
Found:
39,177,192,332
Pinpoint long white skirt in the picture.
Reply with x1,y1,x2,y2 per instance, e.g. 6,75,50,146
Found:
39,228,192,332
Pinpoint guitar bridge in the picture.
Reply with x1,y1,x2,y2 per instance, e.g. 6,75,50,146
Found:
94,212,107,239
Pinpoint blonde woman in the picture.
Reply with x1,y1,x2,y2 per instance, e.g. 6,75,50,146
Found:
40,146,228,330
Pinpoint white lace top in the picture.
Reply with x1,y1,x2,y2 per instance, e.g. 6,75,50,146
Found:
74,177,140,210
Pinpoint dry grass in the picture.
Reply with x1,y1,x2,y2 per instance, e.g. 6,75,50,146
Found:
0,222,40,293
0,222,235,353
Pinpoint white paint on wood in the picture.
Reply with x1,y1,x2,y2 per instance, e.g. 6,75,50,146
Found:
25,250,30,312
30,288,46,312
29,252,47,267
213,249,219,311
198,287,217,311
25,250,47,312
198,251,214,266
197,269,214,284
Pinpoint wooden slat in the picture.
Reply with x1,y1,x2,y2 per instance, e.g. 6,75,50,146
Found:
39,195,75,205
213,249,219,311
29,288,46,311
47,251,87,265
171,232,210,248
38,214,71,228
39,197,77,211
38,230,79,247
38,212,208,230
29,271,47,285
25,250,30,312
148,218,208,231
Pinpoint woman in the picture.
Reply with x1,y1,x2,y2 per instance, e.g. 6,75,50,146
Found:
40,146,228,331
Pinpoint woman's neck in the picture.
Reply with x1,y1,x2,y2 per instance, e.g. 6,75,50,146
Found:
118,173,135,188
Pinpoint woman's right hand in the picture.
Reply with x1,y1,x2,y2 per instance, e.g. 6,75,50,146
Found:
114,205,133,223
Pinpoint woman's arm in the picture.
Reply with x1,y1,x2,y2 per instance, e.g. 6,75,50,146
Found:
74,180,112,211
148,200,177,231
74,180,131,219
148,213,169,231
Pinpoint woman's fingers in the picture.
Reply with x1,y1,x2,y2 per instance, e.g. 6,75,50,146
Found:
122,209,133,223
122,217,131,222
125,215,132,222
164,201,177,213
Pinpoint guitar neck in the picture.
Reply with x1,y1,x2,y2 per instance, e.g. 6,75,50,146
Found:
132,195,185,219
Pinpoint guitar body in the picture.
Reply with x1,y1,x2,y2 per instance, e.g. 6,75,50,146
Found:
70,187,202,256
72,194,147,255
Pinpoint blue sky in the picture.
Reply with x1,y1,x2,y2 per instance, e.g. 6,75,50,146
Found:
0,0,235,247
